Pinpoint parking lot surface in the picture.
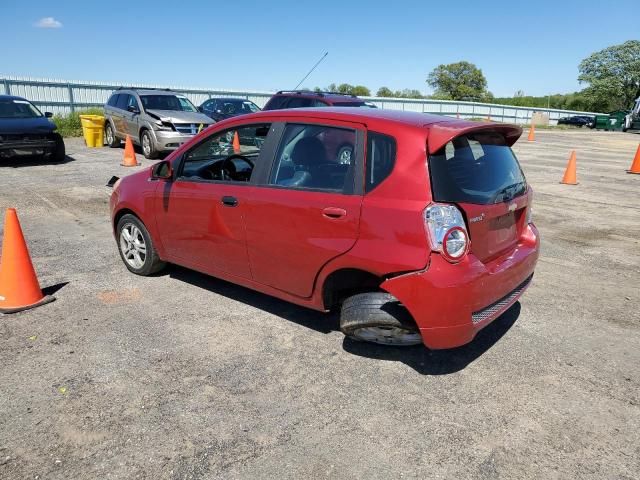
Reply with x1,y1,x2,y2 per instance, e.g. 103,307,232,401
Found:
0,130,639,479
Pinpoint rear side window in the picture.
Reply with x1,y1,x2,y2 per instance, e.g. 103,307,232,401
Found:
264,96,288,110
366,132,396,192
107,94,120,107
269,123,356,193
116,94,130,110
428,132,526,205
285,97,314,108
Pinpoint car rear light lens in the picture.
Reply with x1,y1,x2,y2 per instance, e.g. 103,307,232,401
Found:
443,227,469,260
424,204,470,263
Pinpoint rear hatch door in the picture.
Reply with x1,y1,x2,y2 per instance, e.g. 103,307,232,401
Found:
427,127,529,263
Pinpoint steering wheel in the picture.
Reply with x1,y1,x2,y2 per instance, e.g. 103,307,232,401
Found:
223,154,254,169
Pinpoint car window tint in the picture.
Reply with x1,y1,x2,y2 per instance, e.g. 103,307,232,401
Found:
286,97,313,108
366,132,396,192
179,123,272,183
116,94,130,110
269,123,356,192
127,95,139,111
107,94,120,107
265,96,287,110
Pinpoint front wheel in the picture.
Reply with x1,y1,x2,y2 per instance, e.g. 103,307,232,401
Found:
340,292,422,346
116,214,166,275
141,130,159,159
50,133,65,162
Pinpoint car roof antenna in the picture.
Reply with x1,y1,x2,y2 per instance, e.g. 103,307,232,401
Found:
293,52,328,91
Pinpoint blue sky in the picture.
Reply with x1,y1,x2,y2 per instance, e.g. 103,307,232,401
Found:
1,0,637,97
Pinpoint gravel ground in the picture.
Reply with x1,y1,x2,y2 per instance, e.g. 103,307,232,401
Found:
0,130,639,479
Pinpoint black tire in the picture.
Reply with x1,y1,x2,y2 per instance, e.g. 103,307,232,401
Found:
105,122,121,148
50,133,65,162
116,214,166,276
340,292,422,346
140,129,159,159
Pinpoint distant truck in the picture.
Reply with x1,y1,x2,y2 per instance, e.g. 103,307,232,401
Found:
623,97,640,132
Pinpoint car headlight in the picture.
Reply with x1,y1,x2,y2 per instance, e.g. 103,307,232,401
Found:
154,120,174,131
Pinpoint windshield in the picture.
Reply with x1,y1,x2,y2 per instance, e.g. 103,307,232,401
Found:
428,132,526,205
0,98,43,119
219,100,260,115
140,95,197,112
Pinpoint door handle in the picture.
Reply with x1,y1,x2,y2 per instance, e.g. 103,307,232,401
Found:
221,196,238,207
322,207,347,219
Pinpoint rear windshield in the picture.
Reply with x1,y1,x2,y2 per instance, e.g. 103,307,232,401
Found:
428,132,526,205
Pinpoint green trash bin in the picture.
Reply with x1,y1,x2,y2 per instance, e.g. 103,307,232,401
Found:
607,110,628,132
594,114,610,130
79,114,105,148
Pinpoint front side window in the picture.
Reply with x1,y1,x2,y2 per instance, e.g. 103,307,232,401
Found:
0,98,42,118
140,94,197,112
179,123,271,182
269,124,356,192
127,95,140,111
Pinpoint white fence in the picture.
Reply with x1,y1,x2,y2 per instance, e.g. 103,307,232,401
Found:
1,75,602,125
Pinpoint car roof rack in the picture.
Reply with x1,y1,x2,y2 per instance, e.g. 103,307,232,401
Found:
116,86,174,92
275,90,359,98
276,89,323,96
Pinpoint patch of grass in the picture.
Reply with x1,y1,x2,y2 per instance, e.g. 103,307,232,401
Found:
53,108,104,138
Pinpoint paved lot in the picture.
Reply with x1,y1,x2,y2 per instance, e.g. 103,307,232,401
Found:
1,130,639,479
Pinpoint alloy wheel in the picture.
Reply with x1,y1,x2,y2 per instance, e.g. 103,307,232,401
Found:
119,223,147,269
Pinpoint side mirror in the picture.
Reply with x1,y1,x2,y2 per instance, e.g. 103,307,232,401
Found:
151,160,173,180
127,105,139,114
44,112,53,118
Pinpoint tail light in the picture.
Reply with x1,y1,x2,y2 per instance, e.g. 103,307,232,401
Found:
424,204,470,263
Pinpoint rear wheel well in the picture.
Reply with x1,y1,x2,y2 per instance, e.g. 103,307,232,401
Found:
322,268,383,311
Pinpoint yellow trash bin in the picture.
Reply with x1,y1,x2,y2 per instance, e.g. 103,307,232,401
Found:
79,114,105,148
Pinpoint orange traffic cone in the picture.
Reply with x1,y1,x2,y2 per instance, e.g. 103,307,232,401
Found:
528,124,535,142
560,151,578,185
121,135,140,167
0,208,55,313
232,131,240,153
626,144,640,174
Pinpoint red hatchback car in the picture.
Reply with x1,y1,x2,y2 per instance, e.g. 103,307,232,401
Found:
110,108,539,349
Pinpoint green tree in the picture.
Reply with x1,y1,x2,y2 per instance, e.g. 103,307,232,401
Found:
427,61,488,101
376,86,394,97
324,83,371,96
578,40,640,111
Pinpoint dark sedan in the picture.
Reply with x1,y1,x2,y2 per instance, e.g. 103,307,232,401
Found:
557,115,594,128
198,97,261,122
0,95,65,161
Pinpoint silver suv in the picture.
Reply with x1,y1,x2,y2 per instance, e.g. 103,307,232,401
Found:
104,88,214,159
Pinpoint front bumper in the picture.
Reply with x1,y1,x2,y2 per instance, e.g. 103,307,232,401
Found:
0,139,57,158
381,224,540,349
152,127,210,151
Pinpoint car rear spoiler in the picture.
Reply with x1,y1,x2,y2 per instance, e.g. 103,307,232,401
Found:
426,120,523,154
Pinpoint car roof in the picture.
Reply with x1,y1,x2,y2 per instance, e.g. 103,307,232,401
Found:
0,95,28,102
274,91,363,103
223,107,523,153
117,89,180,96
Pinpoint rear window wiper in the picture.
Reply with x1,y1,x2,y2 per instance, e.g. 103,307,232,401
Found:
493,182,526,203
